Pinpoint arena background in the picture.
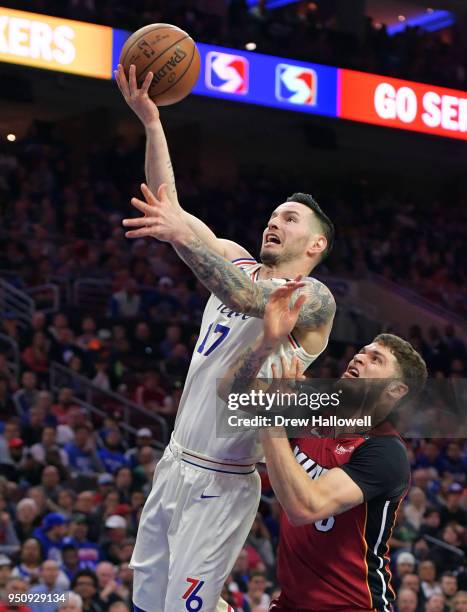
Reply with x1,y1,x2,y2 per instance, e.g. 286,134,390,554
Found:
0,1,466,611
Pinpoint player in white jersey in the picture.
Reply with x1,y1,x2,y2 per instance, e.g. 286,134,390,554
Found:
115,65,336,612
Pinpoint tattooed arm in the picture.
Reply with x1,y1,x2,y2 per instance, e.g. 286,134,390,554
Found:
173,234,336,331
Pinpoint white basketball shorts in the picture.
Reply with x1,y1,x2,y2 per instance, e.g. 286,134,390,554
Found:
130,436,261,612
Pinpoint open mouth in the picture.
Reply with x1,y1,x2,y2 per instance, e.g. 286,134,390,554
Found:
344,365,360,378
265,233,281,245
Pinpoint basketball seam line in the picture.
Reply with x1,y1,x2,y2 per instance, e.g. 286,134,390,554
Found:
138,34,190,81
119,24,180,67
152,44,198,99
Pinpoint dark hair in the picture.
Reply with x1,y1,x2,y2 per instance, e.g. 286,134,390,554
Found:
71,569,98,589
286,192,335,260
374,333,428,399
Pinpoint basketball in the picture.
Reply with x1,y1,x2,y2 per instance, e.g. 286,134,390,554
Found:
119,23,200,106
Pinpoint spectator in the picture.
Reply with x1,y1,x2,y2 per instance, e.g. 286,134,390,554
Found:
440,483,466,528
11,538,43,583
61,543,80,582
70,569,103,612
452,591,467,611
56,490,76,519
0,577,31,612
396,587,418,612
428,525,464,573
246,514,275,571
418,560,441,600
27,560,68,612
124,429,152,468
97,429,128,475
58,592,83,612
440,572,458,608
13,500,39,541
424,593,446,612
95,562,125,606
435,443,466,480
13,372,39,418
0,420,20,465
64,426,103,476
32,513,69,562
404,486,427,531
64,515,100,572
394,552,416,590
134,371,165,413
241,571,270,609
52,389,80,426
30,427,68,467
419,509,442,540
99,516,127,566
21,332,50,378
76,318,99,353
38,465,63,506
109,280,141,319
113,468,133,505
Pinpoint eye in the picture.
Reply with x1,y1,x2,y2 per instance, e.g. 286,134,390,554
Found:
287,216,297,222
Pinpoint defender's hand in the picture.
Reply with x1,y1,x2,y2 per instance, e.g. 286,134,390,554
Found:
123,183,187,243
115,63,160,128
263,279,307,345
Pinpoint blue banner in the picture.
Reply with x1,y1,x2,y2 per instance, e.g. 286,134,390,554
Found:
111,36,338,118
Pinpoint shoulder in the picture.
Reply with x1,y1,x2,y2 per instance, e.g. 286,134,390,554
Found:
353,435,409,465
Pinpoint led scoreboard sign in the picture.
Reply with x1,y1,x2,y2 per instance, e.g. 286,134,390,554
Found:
0,7,112,79
339,70,467,141
1,7,466,142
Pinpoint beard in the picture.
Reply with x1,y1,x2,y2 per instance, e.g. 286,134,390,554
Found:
260,244,303,266
333,378,389,416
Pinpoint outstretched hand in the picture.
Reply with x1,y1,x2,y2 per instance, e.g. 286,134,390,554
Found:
263,278,307,345
122,183,187,242
114,63,160,128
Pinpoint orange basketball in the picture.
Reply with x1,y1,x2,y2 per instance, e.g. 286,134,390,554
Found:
119,23,200,106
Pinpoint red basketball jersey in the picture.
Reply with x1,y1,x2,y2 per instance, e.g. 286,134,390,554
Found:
276,424,410,612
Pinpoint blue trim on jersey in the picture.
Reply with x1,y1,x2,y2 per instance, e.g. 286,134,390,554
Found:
133,605,147,612
181,457,255,475
231,257,257,263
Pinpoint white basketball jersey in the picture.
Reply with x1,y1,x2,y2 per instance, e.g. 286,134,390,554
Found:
173,259,326,462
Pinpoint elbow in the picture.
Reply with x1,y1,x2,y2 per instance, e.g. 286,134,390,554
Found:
286,509,315,527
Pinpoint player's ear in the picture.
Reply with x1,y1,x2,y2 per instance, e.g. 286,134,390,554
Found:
386,381,408,402
306,234,327,257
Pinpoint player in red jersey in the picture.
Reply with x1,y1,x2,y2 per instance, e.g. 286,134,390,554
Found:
221,281,428,612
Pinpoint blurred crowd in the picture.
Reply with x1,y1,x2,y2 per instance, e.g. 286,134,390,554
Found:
1,124,466,318
0,124,465,610
4,0,467,90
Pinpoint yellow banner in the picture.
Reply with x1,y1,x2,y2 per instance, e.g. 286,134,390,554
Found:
0,7,112,79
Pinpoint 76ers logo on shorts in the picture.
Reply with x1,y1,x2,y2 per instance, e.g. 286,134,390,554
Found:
183,578,204,611
275,63,317,105
205,52,249,94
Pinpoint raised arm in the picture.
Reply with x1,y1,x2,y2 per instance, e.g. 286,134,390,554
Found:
115,64,251,260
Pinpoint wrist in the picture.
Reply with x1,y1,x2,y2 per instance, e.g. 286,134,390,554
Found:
145,120,162,133
170,227,197,248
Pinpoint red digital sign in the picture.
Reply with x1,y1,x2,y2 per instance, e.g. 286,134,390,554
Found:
339,70,467,141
